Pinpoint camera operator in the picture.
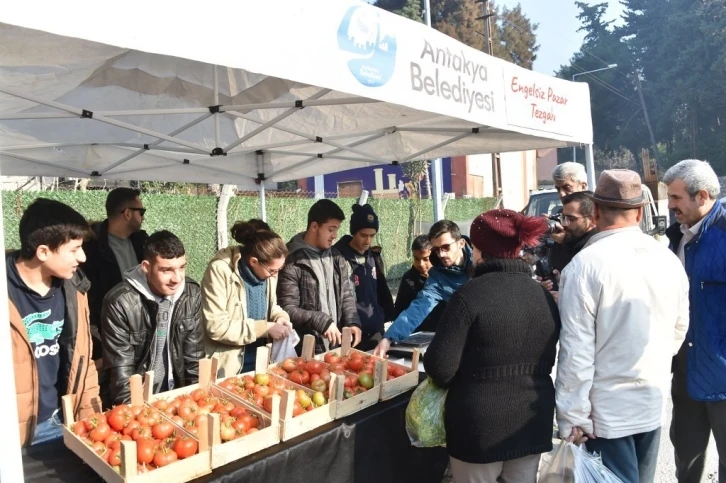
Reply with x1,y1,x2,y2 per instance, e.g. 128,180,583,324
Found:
547,162,589,271
539,192,597,300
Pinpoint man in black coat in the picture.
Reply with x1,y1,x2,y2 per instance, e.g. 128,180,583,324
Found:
101,230,203,404
277,200,362,354
334,204,395,351
82,187,148,360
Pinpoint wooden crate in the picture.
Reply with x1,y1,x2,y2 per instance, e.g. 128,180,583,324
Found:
139,359,281,469
264,334,382,418
254,345,336,441
61,391,211,482
314,327,420,401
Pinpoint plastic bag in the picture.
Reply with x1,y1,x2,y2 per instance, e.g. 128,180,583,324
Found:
539,441,622,483
405,377,447,447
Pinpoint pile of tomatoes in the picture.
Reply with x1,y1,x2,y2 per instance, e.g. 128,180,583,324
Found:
218,373,327,418
155,388,262,442
71,404,198,473
269,357,332,395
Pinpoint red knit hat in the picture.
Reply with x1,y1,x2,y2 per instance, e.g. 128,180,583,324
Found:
470,209,548,259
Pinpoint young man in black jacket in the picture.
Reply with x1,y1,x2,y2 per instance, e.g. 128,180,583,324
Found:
277,199,362,354
82,187,148,360
334,204,395,351
101,230,203,404
394,234,433,318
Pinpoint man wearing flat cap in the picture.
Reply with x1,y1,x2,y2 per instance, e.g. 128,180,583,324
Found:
555,169,690,483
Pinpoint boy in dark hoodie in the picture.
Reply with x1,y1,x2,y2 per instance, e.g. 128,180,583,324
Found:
334,204,395,351
394,234,433,318
277,199,362,354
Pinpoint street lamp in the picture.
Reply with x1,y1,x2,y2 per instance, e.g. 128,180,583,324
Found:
571,64,618,163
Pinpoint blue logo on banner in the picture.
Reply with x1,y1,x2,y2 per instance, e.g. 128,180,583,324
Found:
337,6,397,87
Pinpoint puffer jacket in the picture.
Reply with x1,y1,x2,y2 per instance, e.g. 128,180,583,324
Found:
277,236,361,354
384,241,474,343
101,272,204,404
201,246,289,378
666,201,726,401
10,262,101,446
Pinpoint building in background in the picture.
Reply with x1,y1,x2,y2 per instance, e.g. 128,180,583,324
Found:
298,150,544,213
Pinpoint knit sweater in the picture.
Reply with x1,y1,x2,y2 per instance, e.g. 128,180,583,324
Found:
424,258,561,464
238,258,267,369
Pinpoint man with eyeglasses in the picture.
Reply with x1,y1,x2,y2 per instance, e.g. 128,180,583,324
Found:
82,187,148,404
540,192,597,301
373,220,473,358
548,162,589,272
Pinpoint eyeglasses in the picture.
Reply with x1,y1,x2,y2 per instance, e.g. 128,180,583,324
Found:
561,214,585,226
431,241,459,254
259,261,284,276
123,207,147,216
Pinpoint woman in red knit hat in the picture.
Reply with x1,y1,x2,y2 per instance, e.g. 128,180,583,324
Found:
424,209,561,483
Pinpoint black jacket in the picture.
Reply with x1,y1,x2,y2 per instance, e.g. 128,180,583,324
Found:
548,229,597,272
425,259,560,464
394,267,427,318
81,221,147,359
101,277,204,404
333,236,395,337
277,243,361,354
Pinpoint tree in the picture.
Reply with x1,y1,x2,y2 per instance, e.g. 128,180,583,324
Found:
375,0,539,70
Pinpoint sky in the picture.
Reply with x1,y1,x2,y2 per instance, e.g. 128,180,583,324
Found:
497,0,625,75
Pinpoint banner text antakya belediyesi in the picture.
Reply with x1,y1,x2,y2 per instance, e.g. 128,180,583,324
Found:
410,40,496,114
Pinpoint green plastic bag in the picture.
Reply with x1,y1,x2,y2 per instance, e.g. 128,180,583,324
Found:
405,377,447,447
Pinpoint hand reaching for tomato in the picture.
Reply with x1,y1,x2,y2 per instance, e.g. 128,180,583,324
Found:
372,337,391,358
349,326,362,348
323,324,342,346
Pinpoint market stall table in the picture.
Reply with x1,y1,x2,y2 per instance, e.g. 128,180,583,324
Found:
22,386,447,483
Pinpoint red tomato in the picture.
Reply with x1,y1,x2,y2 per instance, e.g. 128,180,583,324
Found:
107,404,132,432
289,370,310,386
246,428,259,434
392,366,407,378
220,422,236,442
123,420,140,436
319,368,331,384
232,418,250,433
292,401,304,417
131,425,152,441
152,421,175,440
173,437,198,459
306,361,323,375
191,388,209,402
136,439,155,464
253,384,270,397
229,406,247,418
178,400,199,421
241,414,258,429
349,351,364,360
323,353,340,365
92,441,107,458
347,358,364,372
89,422,111,442
262,395,274,413
104,432,122,449
107,446,122,466
72,420,87,437
153,447,178,467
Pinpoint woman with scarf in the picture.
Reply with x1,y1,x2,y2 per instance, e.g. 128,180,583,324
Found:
202,220,293,377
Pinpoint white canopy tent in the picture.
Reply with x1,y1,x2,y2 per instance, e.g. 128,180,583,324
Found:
0,0,594,479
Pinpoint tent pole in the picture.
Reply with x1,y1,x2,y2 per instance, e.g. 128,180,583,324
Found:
585,143,597,189
214,65,220,148
259,183,267,222
424,0,444,221
0,163,25,482
400,132,473,163
220,96,378,112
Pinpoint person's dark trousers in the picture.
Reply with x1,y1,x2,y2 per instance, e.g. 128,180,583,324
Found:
671,368,726,482
585,427,661,483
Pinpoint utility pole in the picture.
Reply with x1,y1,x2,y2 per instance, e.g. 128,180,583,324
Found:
634,72,659,171
477,0,501,198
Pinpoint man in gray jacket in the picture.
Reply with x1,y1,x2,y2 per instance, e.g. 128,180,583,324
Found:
277,199,362,354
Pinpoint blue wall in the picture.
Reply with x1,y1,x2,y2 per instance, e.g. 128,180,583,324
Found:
304,158,452,197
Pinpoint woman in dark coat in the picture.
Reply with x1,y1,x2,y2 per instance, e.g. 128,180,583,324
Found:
424,209,560,483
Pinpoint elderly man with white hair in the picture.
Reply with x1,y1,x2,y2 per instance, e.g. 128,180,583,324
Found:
664,159,726,483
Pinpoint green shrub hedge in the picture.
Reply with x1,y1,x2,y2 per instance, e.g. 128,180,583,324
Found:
2,192,495,283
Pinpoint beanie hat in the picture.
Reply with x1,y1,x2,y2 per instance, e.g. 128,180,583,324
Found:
470,209,547,259
350,204,379,234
